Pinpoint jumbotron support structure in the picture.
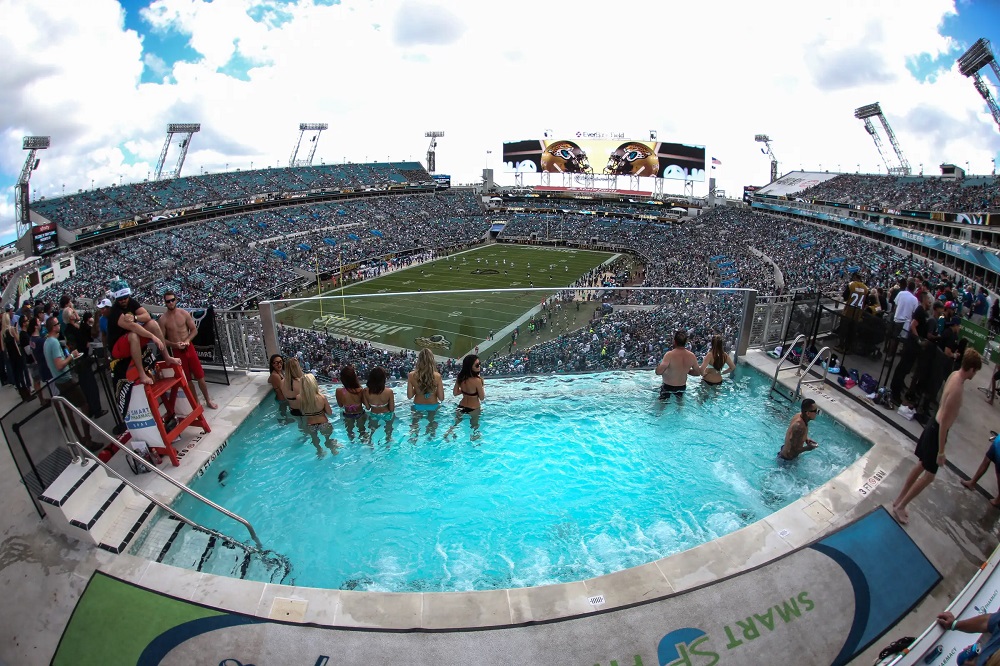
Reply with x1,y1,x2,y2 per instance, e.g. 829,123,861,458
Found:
854,104,911,175
14,136,50,240
958,38,1000,132
425,131,444,173
288,123,328,168
153,123,201,180
754,134,779,183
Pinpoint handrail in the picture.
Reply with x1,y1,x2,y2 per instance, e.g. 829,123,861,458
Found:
770,333,806,383
794,346,832,401
50,396,265,550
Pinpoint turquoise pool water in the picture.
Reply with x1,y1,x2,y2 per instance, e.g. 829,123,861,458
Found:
160,366,870,591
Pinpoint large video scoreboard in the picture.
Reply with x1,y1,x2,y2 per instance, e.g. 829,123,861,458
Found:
503,133,705,183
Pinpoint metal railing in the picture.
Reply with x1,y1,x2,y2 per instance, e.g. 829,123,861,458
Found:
794,346,833,400
50,396,267,552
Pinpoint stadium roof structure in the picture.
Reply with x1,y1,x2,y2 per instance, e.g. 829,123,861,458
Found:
957,38,1000,132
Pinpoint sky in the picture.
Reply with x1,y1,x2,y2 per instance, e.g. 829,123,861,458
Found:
2,0,1000,245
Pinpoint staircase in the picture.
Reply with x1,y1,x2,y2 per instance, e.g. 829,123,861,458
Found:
131,515,291,584
40,460,157,554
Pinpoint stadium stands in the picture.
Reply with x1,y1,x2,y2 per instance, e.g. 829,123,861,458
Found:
796,174,1000,212
30,162,432,230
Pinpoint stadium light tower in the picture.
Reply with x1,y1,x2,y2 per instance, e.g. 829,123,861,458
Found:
153,123,201,180
958,38,1000,132
425,131,444,173
14,136,50,240
289,123,329,168
854,103,911,175
754,134,779,183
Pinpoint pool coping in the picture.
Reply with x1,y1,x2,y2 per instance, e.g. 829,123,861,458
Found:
95,351,917,629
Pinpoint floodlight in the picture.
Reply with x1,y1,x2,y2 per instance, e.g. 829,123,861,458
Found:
754,134,770,143
167,123,201,133
958,38,995,77
22,136,51,150
299,123,328,131
425,131,445,138
649,130,657,141
854,104,882,119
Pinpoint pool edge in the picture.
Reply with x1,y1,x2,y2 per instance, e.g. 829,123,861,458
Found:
97,355,915,629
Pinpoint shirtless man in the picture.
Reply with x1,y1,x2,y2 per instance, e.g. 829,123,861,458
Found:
655,330,702,399
892,348,982,525
159,291,217,409
779,399,820,461
106,279,180,385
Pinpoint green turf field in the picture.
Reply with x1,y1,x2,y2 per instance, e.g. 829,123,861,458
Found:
276,244,616,357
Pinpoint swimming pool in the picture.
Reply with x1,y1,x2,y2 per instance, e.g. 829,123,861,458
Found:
141,366,870,592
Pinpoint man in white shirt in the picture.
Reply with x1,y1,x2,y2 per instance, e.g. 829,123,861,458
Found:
888,279,919,357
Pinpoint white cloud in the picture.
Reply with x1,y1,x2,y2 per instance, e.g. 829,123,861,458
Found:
0,0,998,244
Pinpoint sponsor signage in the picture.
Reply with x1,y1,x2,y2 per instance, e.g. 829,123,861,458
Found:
31,222,58,255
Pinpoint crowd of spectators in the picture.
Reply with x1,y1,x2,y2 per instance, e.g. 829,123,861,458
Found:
30,162,433,230
796,174,1000,213
33,191,487,310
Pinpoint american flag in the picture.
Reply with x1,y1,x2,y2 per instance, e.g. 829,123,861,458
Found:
711,157,722,166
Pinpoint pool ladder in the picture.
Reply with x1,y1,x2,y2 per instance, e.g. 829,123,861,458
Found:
769,334,833,402
49,396,293,583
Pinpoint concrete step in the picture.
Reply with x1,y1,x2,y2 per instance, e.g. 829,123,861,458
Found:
67,478,135,545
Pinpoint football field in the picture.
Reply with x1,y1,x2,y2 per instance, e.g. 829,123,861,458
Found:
275,244,616,358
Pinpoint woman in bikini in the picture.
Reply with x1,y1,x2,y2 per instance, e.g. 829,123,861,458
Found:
447,354,485,440
363,366,395,444
407,348,444,440
700,335,735,386
335,364,367,441
299,373,337,455
283,357,305,417
268,354,289,420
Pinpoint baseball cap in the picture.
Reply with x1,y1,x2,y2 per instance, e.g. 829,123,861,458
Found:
97,298,112,309
944,301,956,309
4,304,12,312
110,278,131,299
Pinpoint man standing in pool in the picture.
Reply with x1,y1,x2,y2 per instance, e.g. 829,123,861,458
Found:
892,348,982,525
655,330,702,399
778,399,820,461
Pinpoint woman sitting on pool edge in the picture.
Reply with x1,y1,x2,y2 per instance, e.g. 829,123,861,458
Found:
363,366,394,443
299,372,337,455
336,364,368,441
700,335,735,385
446,354,485,440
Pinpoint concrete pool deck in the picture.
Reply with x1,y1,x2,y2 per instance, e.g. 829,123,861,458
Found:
2,353,1000,664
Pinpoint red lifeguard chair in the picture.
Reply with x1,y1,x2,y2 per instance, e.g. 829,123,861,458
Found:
126,361,211,466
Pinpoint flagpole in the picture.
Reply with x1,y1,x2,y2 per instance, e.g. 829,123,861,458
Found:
340,251,346,317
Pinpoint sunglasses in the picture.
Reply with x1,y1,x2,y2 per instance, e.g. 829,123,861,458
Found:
164,298,177,304
807,408,820,414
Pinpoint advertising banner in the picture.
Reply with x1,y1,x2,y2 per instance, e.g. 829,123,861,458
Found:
503,136,705,181
32,222,58,255
961,318,989,355
191,306,222,365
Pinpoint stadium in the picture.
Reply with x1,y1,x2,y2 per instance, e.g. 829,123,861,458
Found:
4,28,1000,666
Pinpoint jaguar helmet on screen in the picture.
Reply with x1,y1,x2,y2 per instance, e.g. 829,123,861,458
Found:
540,140,593,174
604,142,659,176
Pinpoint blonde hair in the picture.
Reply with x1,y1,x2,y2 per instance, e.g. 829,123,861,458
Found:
414,348,437,395
298,373,322,414
283,357,304,395
0,313,9,352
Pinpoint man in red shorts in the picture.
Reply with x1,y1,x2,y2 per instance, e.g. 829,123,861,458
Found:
106,279,180,385
159,290,217,409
